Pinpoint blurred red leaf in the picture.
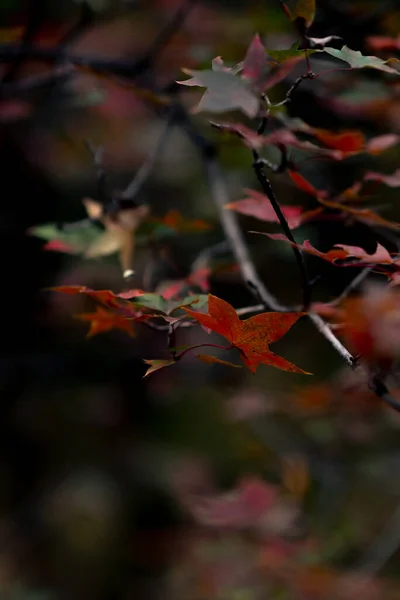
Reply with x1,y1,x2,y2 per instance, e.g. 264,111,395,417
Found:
43,240,76,254
49,285,145,318
0,100,31,122
156,209,212,232
367,35,400,52
312,129,365,154
321,285,400,370
184,294,309,373
365,169,400,187
75,306,136,338
190,477,278,528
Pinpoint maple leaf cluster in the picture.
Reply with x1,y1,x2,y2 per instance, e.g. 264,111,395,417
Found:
51,286,308,376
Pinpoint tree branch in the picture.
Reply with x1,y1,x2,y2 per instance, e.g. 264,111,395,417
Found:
120,113,174,202
369,375,400,413
204,155,288,312
0,0,198,84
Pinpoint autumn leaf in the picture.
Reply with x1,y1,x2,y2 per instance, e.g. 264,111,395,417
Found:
288,170,326,197
316,197,400,230
288,122,399,157
367,35,400,53
184,294,309,374
262,233,393,266
130,292,208,316
211,122,343,158
366,134,400,154
155,209,212,233
29,221,102,255
278,0,292,20
143,359,176,377
225,189,303,227
189,477,278,528
225,189,323,229
291,0,316,29
322,45,400,75
83,199,150,278
242,34,267,83
49,285,144,316
364,170,400,187
75,306,136,338
288,171,400,229
177,66,260,118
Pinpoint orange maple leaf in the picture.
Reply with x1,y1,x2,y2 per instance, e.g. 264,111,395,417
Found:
76,306,135,338
184,294,309,374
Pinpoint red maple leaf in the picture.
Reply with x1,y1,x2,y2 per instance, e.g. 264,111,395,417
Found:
184,294,308,374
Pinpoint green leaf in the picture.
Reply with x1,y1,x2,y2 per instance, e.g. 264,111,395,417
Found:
168,294,209,314
143,359,176,377
177,68,260,118
291,0,316,28
29,222,103,254
267,42,313,63
131,293,169,314
323,46,400,75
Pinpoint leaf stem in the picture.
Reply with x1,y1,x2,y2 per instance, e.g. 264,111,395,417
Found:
176,342,234,360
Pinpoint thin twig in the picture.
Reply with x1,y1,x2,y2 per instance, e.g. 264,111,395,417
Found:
271,72,316,107
308,312,354,367
236,304,265,317
330,267,372,306
85,140,111,203
191,241,230,272
252,151,312,309
145,0,198,65
0,65,74,97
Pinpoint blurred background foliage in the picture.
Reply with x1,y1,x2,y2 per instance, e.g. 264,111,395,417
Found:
1,0,400,598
